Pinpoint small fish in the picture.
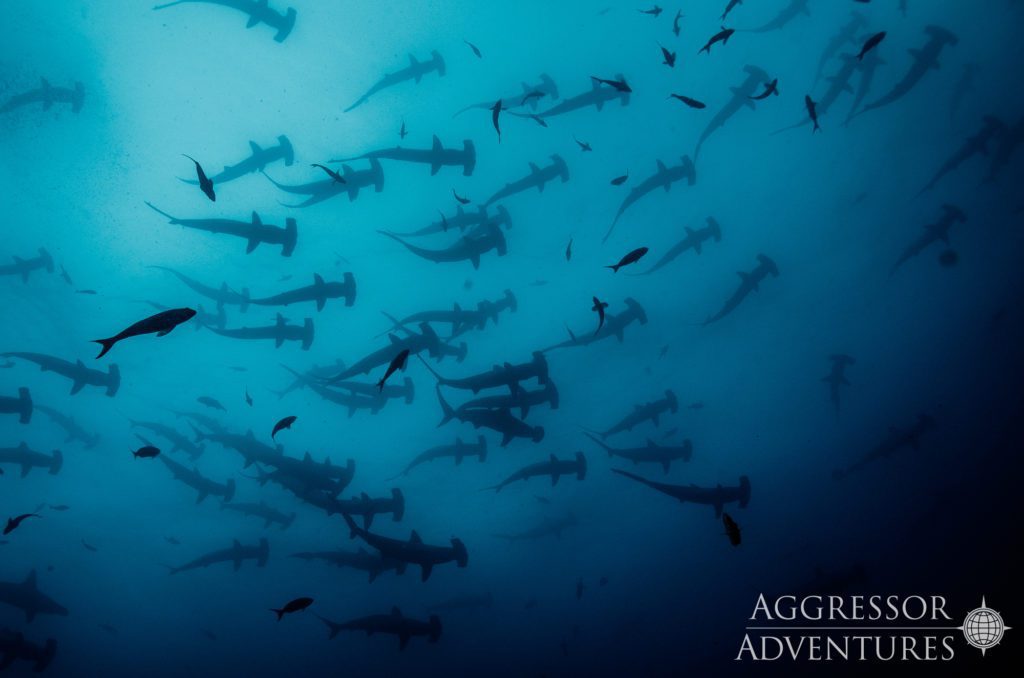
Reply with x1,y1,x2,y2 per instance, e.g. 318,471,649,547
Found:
533,494,551,504
377,349,410,391
76,289,97,295
48,505,70,511
4,513,41,535
606,247,649,272
399,119,407,139
311,163,347,183
59,265,73,285
573,136,592,152
165,536,181,545
638,5,662,17
523,113,548,128
463,278,474,290
749,79,778,100
93,307,196,358
688,401,704,410
464,39,482,58
245,389,253,407
197,396,226,411
699,26,734,55
661,427,678,441
277,274,293,282
590,76,632,93
453,190,471,205
521,90,545,106
668,94,706,109
566,238,573,261
271,596,314,621
723,513,741,546
805,95,821,133
591,296,609,334
272,415,297,440
132,445,161,459
0,360,13,368
611,171,629,185
491,99,503,143
857,31,886,61
183,155,216,202
721,0,741,21
531,279,549,287
658,44,677,68
658,344,669,359
672,10,683,36
82,539,98,552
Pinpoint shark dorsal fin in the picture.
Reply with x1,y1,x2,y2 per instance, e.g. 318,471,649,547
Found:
528,162,541,174
549,454,557,462
40,77,51,89
251,211,262,226
408,54,419,67
303,452,312,462
431,135,442,152
656,160,668,173
23,569,37,588
249,141,263,154
646,438,656,448
410,530,423,543
388,333,401,344
314,273,324,286
360,492,369,501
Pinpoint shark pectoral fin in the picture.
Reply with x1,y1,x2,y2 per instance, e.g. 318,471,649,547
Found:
196,490,208,504
470,253,481,269
430,162,441,176
316,297,325,311
551,474,559,486
70,379,85,395
21,464,31,478
246,237,260,254
595,99,605,111
420,564,433,582
662,460,671,473
275,335,284,348
246,14,259,28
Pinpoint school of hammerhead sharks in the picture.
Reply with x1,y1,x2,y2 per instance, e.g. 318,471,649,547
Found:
1,0,1019,672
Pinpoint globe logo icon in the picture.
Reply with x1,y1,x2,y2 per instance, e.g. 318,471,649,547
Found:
961,598,1010,656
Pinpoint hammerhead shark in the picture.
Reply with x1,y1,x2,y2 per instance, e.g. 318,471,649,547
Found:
291,548,403,582
333,135,475,176
149,266,250,311
153,0,297,42
424,351,549,395
437,389,545,446
221,501,296,529
193,429,281,468
390,204,511,238
166,538,269,574
327,323,463,383
0,248,53,282
486,452,587,492
35,405,101,449
158,455,236,504
586,435,692,474
380,291,516,339
852,26,958,121
342,515,468,583
613,470,751,517
454,73,559,116
641,217,722,274
392,436,488,477
0,628,58,672
596,390,678,438
2,352,120,396
605,156,695,242
0,78,84,114
484,155,570,206
316,608,442,649
891,204,967,274
532,75,630,119
703,254,779,325
208,314,314,349
345,51,446,112
263,158,384,207
0,443,62,477
455,381,559,420
0,570,69,622
985,115,1024,184
332,489,405,530
918,117,1005,193
544,298,648,352
813,12,867,87
492,512,578,541
249,273,356,311
695,65,769,159
0,388,32,424
146,203,297,256
822,354,856,415
739,0,810,33
833,414,935,480
181,136,294,185
380,220,507,269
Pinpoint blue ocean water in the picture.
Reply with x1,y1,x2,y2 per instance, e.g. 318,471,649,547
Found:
1,1,1022,675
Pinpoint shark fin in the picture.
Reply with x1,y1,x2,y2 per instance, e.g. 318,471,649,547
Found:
409,530,422,543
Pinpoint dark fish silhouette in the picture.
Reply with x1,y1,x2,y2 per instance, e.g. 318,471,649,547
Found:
857,31,886,61
639,6,662,17
591,297,609,334
400,119,407,139
669,94,706,109
377,349,410,392
574,137,592,152
491,99,503,142
723,513,742,545
607,247,648,272
93,308,196,358
464,40,482,58
132,445,161,459
721,0,741,21
183,155,215,201
749,79,778,100
659,44,676,68
4,514,41,535
590,76,632,93
566,238,573,261
673,10,682,35
805,95,821,132
271,415,297,439
453,190,471,205
270,597,313,621
611,172,629,185
197,396,226,411
311,164,346,183
699,27,734,55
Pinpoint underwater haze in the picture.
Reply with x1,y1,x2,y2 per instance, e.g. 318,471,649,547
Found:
1,0,1023,675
